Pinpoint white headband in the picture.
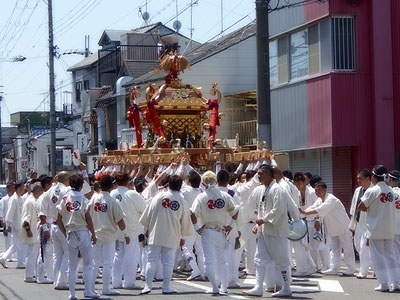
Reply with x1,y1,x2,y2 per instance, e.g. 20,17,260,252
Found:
30,182,42,190
372,170,386,178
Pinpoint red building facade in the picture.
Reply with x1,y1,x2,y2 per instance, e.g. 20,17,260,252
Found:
269,0,400,208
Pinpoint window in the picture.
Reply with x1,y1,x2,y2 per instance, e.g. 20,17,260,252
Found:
290,29,309,79
269,40,278,86
75,81,82,102
83,80,90,90
331,17,355,71
278,36,288,83
269,17,356,86
308,24,320,75
269,36,288,86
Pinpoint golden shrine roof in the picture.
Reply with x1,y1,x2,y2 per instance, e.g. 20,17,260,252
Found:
140,82,209,111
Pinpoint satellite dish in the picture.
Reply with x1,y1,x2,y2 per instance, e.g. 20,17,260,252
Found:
173,20,182,32
142,11,150,22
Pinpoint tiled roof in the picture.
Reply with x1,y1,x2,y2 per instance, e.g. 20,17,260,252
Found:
123,22,256,86
67,51,98,72
31,125,72,139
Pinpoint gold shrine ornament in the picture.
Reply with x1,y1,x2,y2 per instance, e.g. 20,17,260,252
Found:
171,89,189,101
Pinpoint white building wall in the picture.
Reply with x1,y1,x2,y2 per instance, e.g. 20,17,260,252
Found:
14,134,29,180
180,36,257,140
71,69,97,151
30,129,74,175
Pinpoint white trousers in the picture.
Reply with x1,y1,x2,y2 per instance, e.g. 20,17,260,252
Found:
2,230,26,267
255,234,291,269
240,222,257,274
292,239,317,274
3,232,12,252
140,245,163,279
395,234,400,279
354,226,372,276
201,229,228,291
37,238,54,281
92,241,115,293
255,234,291,290
113,239,140,288
330,233,355,273
67,231,94,298
144,245,175,290
181,234,205,275
52,225,68,287
182,233,204,275
1,236,16,260
140,245,148,276
25,243,39,278
264,261,283,289
308,220,330,271
226,237,241,284
369,239,400,285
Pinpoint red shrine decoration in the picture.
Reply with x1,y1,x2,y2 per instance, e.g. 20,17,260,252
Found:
207,82,223,144
144,82,166,138
127,86,143,148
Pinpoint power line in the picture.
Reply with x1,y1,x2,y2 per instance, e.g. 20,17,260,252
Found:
54,0,93,29
53,0,97,32
0,0,20,38
54,0,103,38
3,0,40,58
0,0,30,57
163,1,197,26
147,0,175,25
18,8,48,53
0,0,29,56
195,0,247,42
65,4,140,50
1,1,101,82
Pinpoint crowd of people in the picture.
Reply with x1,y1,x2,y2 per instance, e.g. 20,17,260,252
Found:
0,158,399,299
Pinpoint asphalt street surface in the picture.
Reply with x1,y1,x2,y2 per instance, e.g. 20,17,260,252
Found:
0,236,398,300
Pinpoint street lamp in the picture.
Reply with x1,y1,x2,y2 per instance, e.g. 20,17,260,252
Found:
0,56,27,62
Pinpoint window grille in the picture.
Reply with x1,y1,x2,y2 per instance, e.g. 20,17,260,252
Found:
331,17,355,71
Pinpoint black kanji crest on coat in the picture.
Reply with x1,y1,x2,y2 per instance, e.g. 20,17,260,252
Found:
170,200,180,211
387,192,394,202
215,198,225,209
73,201,81,211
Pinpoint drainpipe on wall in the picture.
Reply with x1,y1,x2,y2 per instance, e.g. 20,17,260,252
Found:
95,108,106,155
115,76,133,146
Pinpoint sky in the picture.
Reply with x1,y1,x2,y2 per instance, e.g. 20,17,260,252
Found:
0,0,256,127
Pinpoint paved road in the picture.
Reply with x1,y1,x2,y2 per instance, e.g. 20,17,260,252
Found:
0,237,398,300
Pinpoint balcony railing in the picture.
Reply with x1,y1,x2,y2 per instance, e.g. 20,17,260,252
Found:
98,44,180,74
232,120,257,146
98,49,121,73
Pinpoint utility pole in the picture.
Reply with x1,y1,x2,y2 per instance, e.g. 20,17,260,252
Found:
48,0,56,176
85,35,90,57
256,0,271,148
